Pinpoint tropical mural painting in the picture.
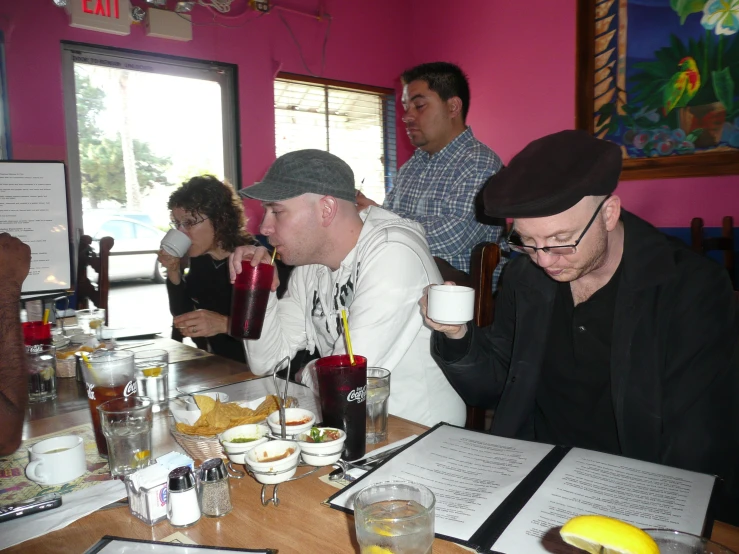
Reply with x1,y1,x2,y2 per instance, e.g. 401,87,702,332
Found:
579,0,739,178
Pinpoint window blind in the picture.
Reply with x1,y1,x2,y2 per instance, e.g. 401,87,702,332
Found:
274,77,395,205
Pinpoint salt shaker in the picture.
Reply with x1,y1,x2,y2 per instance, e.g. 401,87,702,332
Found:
198,458,232,517
167,466,201,527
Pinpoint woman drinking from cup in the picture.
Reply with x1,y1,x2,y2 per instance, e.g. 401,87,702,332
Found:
159,175,253,362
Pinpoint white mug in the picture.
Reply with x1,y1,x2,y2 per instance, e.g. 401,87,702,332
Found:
427,284,475,325
26,435,86,485
161,229,192,258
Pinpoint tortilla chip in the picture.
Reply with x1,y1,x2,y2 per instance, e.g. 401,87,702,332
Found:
195,394,216,414
175,394,285,437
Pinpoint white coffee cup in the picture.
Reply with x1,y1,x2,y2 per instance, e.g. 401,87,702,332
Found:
161,229,192,258
427,284,475,325
26,435,86,485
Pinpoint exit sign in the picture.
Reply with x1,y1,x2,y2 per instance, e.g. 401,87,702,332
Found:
66,0,131,35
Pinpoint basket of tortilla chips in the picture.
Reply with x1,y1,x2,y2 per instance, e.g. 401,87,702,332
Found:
169,394,294,460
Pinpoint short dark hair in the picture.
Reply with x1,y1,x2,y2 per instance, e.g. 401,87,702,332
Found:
168,175,251,252
401,62,471,122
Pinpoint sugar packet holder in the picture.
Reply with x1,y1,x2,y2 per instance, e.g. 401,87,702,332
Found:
124,452,194,525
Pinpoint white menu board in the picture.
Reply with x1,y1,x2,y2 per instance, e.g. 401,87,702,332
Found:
0,161,72,295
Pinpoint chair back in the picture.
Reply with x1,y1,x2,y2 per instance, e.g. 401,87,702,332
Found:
76,235,114,325
470,242,501,327
463,241,502,431
691,216,736,289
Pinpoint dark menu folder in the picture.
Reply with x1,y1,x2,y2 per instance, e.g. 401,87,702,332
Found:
328,423,718,553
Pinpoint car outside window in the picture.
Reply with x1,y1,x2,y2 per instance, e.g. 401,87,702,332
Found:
97,220,135,240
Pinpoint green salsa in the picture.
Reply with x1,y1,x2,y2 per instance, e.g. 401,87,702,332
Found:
229,437,258,443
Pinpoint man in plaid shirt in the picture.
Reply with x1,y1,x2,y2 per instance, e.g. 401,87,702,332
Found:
372,62,506,287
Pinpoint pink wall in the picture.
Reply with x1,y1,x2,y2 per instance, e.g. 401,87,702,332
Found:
407,0,739,228
3,0,737,230
0,0,411,233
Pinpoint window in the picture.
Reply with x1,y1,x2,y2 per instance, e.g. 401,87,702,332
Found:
97,220,135,240
62,42,239,265
274,74,396,205
135,224,160,240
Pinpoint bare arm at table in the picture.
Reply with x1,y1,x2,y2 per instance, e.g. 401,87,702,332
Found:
0,234,31,455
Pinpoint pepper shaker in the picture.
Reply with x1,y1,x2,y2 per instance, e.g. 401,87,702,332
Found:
167,466,201,527
198,458,232,517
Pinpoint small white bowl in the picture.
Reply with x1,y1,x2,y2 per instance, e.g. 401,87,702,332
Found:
296,427,346,466
267,408,316,437
245,440,301,484
183,391,229,411
219,424,270,464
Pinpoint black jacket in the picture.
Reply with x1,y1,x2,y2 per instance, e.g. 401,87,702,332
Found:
434,210,739,524
166,255,246,363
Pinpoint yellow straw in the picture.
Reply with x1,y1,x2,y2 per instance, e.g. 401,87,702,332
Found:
341,309,355,365
42,309,50,325
270,248,277,265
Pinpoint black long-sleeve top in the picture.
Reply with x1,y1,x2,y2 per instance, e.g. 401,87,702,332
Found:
166,255,246,363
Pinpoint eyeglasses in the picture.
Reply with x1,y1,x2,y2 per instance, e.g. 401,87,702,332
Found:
169,215,209,231
507,195,611,256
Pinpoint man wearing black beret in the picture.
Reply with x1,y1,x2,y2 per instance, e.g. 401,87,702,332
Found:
422,130,739,524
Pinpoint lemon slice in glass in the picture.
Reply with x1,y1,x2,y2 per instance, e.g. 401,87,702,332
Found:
142,367,162,378
560,515,660,554
133,450,151,468
361,547,394,554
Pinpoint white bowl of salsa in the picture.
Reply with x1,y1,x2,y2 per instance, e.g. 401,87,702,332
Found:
267,408,316,437
296,427,346,466
245,439,301,484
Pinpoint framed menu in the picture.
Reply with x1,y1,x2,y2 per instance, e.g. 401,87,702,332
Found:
0,161,73,297
328,423,718,553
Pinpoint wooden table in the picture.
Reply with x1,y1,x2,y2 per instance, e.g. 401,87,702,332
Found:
12,343,739,553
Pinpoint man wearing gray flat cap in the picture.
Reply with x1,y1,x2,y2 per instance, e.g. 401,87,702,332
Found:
421,130,739,524
229,149,465,428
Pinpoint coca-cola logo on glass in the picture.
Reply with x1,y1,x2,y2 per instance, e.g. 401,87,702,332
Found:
347,385,366,404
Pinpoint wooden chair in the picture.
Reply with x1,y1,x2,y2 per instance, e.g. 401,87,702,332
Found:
690,217,736,289
464,242,501,431
434,243,502,431
76,235,114,325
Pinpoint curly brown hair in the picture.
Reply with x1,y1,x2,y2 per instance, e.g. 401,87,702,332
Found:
168,175,251,252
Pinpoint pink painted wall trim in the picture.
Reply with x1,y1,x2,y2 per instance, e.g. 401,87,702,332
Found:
407,0,739,228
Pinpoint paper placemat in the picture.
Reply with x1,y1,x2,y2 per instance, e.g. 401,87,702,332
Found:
0,423,112,505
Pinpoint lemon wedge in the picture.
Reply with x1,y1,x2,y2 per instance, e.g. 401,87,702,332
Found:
370,523,397,537
142,366,162,378
560,515,659,554
133,450,151,467
361,547,394,554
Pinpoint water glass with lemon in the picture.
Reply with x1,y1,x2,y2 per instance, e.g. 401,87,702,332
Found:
560,515,736,554
134,349,169,407
97,396,153,478
354,482,435,554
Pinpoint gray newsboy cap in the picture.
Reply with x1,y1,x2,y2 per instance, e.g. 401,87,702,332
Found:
240,149,356,203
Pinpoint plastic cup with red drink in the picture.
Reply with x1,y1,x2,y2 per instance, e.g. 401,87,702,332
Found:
229,261,274,340
315,354,367,461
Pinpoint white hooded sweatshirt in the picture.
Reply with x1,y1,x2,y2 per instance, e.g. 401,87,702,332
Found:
244,206,465,427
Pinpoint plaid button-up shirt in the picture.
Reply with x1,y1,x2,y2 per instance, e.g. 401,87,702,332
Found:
384,127,506,286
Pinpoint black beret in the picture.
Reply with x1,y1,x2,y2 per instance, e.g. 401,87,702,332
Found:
482,130,622,218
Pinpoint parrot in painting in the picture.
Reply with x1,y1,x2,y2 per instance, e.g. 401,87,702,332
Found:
663,56,701,116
